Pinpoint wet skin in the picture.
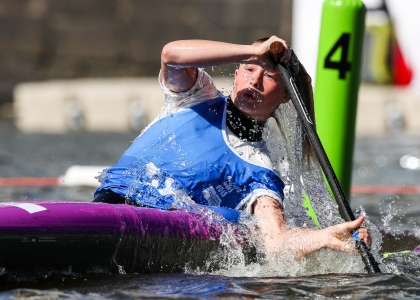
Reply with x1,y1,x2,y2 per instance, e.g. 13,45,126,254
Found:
231,63,290,122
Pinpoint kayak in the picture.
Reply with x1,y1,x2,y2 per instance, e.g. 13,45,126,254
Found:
0,201,418,276
0,201,253,275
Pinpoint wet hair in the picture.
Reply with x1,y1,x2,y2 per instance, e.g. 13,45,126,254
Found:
252,37,270,45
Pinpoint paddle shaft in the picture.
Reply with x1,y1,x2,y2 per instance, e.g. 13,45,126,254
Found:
269,41,381,274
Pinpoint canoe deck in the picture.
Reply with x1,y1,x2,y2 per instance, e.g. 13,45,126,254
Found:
0,202,253,274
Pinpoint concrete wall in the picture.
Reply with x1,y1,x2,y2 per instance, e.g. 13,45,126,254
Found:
356,85,420,135
0,0,292,103
13,77,420,135
13,78,166,133
13,76,234,133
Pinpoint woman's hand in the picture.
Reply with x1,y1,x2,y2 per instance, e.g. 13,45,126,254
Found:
322,216,371,253
253,197,372,258
255,35,292,71
357,226,372,245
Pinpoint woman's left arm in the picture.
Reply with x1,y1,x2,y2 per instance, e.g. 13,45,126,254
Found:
253,196,370,259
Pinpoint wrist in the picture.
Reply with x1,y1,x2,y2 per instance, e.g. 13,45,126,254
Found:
236,44,258,65
317,228,330,249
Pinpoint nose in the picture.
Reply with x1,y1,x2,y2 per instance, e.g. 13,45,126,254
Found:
250,69,264,90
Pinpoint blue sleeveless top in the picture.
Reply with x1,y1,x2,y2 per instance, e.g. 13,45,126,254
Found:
95,96,284,212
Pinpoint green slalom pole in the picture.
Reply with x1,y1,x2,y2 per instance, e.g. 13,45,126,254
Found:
314,0,366,199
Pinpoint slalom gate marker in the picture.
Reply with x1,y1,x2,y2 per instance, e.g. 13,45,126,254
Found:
314,0,367,198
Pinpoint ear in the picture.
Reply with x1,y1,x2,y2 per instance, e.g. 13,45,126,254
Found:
233,69,239,85
280,88,290,104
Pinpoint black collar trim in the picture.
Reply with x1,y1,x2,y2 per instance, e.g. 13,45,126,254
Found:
226,97,265,142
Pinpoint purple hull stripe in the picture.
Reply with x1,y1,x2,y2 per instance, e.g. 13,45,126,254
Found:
0,202,223,241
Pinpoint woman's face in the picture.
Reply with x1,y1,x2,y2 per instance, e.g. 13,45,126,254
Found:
231,63,289,121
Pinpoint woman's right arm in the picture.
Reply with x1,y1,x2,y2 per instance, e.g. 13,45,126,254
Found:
160,37,290,93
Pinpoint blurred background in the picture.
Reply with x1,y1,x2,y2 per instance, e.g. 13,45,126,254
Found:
0,0,292,111
0,0,419,231
0,0,418,132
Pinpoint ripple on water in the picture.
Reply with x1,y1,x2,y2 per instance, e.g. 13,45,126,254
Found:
1,272,420,299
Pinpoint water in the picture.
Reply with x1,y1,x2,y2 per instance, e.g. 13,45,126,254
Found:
1,119,420,299
351,134,420,234
1,273,420,299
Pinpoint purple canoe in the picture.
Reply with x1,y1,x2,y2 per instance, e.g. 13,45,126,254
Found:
0,201,252,274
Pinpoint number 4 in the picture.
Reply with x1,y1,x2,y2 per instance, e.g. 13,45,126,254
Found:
324,33,352,80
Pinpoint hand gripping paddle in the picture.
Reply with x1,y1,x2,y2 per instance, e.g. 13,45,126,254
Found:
269,41,381,274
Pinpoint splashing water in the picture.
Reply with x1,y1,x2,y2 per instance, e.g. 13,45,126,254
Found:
100,68,407,277
159,68,386,276
381,201,397,233
183,98,379,276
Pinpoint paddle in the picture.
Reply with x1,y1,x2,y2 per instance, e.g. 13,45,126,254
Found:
269,41,381,274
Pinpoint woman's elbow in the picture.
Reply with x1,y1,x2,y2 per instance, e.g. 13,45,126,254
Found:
161,42,178,66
